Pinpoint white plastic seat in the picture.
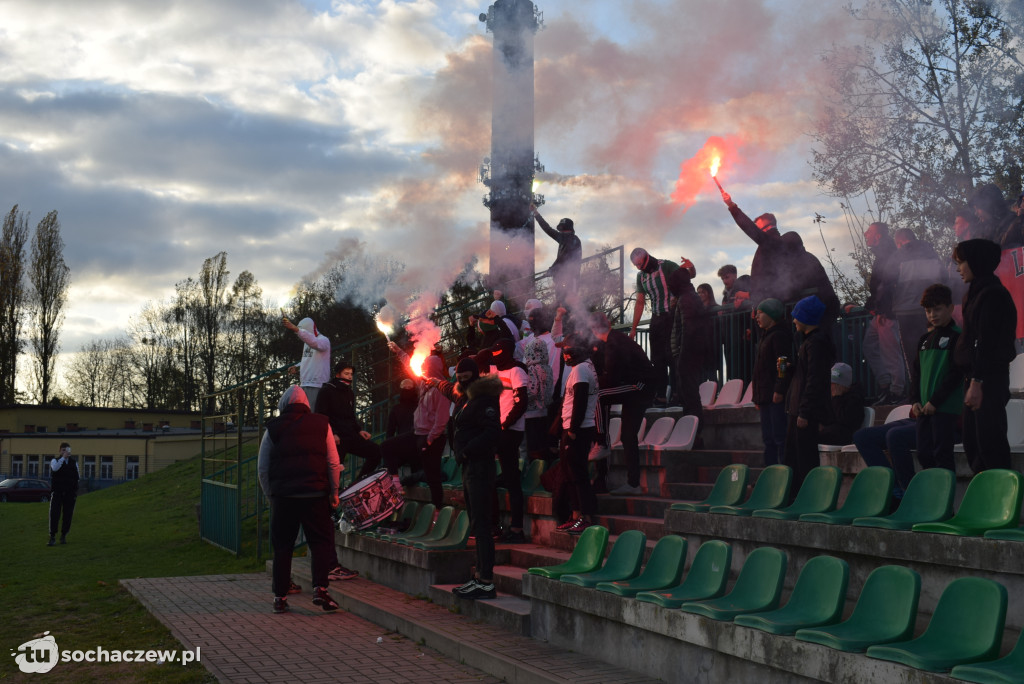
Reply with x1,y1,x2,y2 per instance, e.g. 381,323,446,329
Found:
1011,355,1024,393
709,379,744,409
885,404,912,424
650,415,699,452
699,381,718,408
738,382,755,407
639,417,675,447
1007,399,1024,446
610,417,646,449
607,417,622,447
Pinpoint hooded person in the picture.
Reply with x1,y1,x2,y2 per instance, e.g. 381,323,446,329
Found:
532,205,582,306
386,379,418,439
467,301,517,353
752,298,792,466
257,386,343,614
521,313,555,463
953,238,1018,472
554,331,600,534
968,183,1012,243
667,266,711,424
428,357,503,600
817,362,867,446
486,337,529,542
283,316,332,409
381,347,453,508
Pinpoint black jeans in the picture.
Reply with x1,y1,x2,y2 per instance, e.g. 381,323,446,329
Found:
382,433,448,508
916,412,957,472
649,312,673,401
619,390,653,487
784,415,820,496
561,427,597,517
494,429,524,529
963,374,1011,472
270,495,334,598
341,437,383,479
48,489,76,536
463,458,496,581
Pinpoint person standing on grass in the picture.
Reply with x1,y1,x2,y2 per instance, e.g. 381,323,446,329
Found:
48,442,78,547
258,386,343,614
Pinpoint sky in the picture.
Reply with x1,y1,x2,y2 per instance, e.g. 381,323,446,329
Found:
0,0,873,388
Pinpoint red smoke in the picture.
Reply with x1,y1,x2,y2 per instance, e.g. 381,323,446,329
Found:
670,135,744,210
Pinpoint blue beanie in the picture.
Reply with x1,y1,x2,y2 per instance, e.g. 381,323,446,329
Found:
792,295,825,325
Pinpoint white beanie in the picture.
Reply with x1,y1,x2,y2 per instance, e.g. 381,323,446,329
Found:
489,300,507,317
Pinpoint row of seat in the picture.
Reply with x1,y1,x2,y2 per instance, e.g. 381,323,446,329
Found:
669,463,1024,537
608,415,699,452
528,526,1023,679
360,503,471,551
608,378,753,415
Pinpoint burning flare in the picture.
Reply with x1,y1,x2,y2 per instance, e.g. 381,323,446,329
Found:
669,134,742,209
409,350,428,377
710,156,721,178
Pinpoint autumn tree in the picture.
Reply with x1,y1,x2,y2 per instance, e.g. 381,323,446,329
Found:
811,0,1024,248
28,211,70,404
0,205,29,404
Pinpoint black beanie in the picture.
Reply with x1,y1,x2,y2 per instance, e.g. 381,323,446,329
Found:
456,357,479,377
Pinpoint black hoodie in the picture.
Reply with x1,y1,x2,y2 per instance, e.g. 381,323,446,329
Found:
953,239,1017,381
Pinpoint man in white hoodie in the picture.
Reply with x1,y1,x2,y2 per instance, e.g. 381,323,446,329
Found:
283,316,331,408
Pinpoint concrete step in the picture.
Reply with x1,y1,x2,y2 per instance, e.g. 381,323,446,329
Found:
596,493,675,518
661,449,763,481
429,582,532,636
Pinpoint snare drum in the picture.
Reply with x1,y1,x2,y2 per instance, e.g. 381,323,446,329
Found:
338,471,404,531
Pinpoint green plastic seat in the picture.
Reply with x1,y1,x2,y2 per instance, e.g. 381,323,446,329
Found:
363,500,419,538
636,540,732,608
950,630,1024,684
795,565,921,652
867,577,1008,672
709,465,792,516
734,555,849,635
912,469,1023,537
984,525,1024,542
679,546,788,621
442,459,464,490
528,525,609,579
800,467,893,525
520,458,548,496
671,464,749,512
414,510,470,550
395,505,452,546
752,466,841,520
852,468,954,530
595,535,687,597
561,530,646,587
379,503,435,542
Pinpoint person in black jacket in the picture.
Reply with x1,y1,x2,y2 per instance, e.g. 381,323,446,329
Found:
48,442,79,546
818,363,867,446
752,299,792,466
532,204,582,305
668,266,712,424
315,362,382,479
953,239,1018,472
785,296,835,493
386,379,418,439
862,222,907,405
430,358,502,600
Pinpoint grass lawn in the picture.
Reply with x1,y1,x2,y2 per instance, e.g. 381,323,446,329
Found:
0,454,267,683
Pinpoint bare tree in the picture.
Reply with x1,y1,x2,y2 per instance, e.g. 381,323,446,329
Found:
169,277,202,411
64,338,133,407
28,211,70,404
0,205,29,404
197,252,230,413
811,0,1024,242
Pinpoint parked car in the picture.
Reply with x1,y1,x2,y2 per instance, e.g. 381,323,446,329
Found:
0,478,51,502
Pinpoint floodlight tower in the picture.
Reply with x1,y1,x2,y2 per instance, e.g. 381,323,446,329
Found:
479,0,544,304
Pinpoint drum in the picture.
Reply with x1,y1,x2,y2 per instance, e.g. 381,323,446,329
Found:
338,471,404,531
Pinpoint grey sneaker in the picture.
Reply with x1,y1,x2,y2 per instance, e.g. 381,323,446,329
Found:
610,483,642,496
456,580,496,600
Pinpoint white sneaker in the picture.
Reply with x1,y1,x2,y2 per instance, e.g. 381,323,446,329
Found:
610,483,642,496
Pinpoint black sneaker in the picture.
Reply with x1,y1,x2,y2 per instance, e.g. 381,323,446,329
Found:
288,580,302,594
60,535,67,545
328,565,358,581
452,578,477,595
567,518,593,536
456,580,496,600
272,597,289,614
502,529,527,544
47,536,55,547
312,587,339,611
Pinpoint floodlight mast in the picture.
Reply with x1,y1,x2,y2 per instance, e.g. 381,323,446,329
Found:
479,0,544,305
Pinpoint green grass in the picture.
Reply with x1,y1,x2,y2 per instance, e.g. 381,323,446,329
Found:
0,454,266,683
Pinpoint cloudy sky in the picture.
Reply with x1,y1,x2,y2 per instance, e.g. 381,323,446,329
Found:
0,0,871,385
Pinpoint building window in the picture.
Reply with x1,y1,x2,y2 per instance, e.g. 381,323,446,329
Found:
43,458,51,477
26,455,39,477
125,456,139,481
11,455,23,477
82,456,96,479
100,456,113,480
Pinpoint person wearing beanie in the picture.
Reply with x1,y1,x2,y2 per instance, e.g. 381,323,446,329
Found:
817,362,867,446
953,239,1018,472
785,295,835,493
752,299,792,466
381,344,453,509
427,357,503,600
532,204,582,306
629,247,680,405
283,316,332,409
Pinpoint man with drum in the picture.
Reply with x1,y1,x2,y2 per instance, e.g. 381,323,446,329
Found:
257,386,343,614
